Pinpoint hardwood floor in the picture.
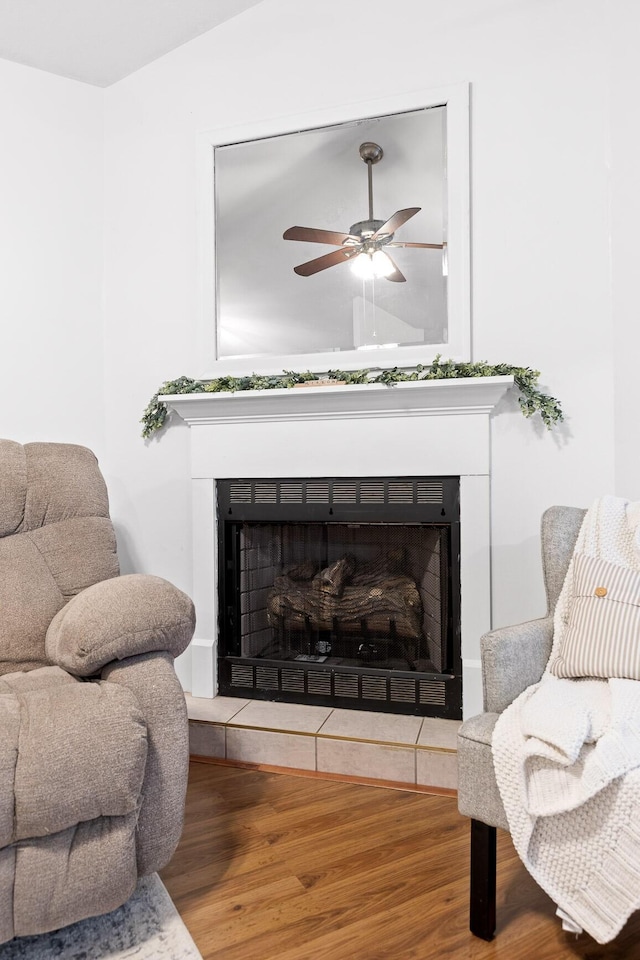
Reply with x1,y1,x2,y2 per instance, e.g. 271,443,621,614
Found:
161,760,640,960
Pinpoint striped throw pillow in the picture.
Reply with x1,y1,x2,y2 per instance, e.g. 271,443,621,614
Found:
549,553,640,679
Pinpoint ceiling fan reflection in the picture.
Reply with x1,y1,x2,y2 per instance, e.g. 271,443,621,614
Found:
283,141,444,283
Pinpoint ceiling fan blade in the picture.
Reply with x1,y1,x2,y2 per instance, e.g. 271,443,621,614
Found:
371,207,421,240
284,226,359,246
389,241,444,250
293,246,357,277
382,253,406,283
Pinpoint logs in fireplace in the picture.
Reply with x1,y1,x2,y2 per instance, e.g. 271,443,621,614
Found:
217,477,461,717
268,549,423,660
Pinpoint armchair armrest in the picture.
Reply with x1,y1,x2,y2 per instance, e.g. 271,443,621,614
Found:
481,616,553,714
101,651,189,875
46,574,196,676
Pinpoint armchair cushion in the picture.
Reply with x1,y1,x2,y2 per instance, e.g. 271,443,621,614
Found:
549,553,640,680
46,574,196,676
0,667,147,845
0,518,118,675
457,712,508,830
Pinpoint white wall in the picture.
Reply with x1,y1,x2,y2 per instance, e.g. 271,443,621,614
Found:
0,59,105,454
102,0,627,667
609,0,640,501
2,0,626,685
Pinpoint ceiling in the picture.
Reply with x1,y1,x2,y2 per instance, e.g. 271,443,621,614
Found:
0,0,264,87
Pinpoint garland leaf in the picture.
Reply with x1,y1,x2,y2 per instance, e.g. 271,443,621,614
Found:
141,357,564,439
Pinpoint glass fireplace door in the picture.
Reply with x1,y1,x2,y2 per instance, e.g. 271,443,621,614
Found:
217,477,461,717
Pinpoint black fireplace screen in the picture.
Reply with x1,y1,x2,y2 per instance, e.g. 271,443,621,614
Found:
217,478,461,717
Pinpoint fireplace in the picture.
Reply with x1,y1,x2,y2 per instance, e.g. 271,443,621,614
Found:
217,476,461,718
163,375,514,718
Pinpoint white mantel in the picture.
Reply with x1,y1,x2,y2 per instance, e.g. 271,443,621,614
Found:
164,376,513,425
165,375,514,719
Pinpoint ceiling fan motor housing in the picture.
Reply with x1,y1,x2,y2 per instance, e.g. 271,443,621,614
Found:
347,219,391,242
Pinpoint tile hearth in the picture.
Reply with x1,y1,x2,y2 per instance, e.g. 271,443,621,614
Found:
186,695,459,791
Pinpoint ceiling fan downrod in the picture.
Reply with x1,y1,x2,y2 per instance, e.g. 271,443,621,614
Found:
358,141,384,231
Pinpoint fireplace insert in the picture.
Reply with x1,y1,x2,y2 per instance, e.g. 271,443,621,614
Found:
217,477,461,717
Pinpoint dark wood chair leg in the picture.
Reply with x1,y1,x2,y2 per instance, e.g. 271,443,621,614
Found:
470,818,497,940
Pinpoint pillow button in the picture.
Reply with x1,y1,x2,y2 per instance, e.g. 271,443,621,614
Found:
594,586,608,598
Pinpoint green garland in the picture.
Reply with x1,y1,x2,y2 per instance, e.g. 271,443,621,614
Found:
141,357,564,439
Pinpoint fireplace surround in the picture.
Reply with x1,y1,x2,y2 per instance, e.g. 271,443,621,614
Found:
164,375,513,719
217,475,461,717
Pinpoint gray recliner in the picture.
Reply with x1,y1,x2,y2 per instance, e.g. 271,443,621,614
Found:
0,440,196,944
457,505,585,940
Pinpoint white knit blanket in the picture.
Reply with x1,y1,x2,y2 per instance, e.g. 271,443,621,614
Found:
493,496,640,943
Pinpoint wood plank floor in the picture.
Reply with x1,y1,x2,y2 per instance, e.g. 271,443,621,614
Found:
161,760,640,960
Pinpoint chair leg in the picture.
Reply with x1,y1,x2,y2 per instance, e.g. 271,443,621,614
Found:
469,819,497,940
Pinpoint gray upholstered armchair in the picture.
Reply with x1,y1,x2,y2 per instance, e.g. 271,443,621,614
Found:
457,505,585,939
0,439,196,944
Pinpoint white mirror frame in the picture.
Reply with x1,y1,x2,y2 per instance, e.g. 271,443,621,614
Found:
196,82,470,377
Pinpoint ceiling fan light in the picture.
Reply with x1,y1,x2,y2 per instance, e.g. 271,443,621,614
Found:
351,250,394,280
350,253,375,280
372,250,394,278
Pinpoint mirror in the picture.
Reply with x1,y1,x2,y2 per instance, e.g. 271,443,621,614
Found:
197,84,469,375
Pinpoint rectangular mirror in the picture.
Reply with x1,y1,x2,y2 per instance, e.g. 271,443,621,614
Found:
197,84,469,375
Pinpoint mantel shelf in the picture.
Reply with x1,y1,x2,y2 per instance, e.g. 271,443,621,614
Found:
163,376,515,427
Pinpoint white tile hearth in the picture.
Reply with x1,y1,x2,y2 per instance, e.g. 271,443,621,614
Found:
319,707,423,745
187,694,460,792
316,738,417,784
225,727,317,770
222,699,333,732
